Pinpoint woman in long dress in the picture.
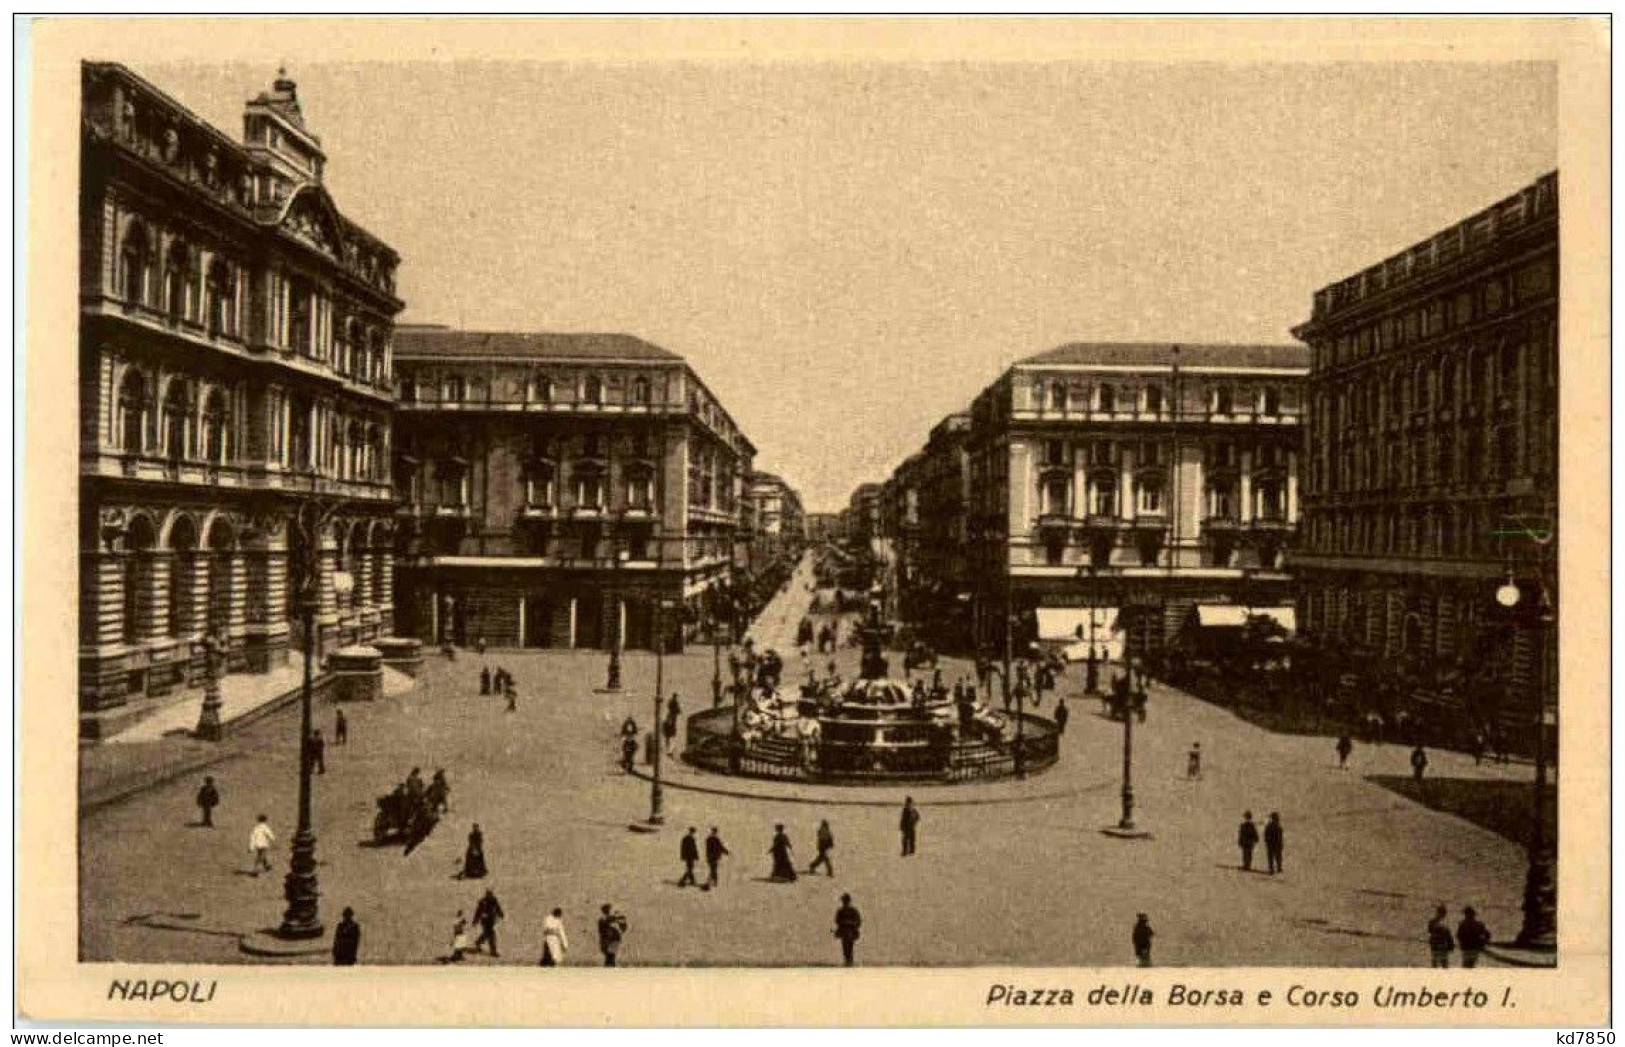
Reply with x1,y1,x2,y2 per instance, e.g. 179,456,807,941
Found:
768,824,798,882
540,907,569,966
460,823,487,880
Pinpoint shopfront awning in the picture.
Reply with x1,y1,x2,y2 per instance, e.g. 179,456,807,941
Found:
1037,606,1121,641
1191,605,1298,633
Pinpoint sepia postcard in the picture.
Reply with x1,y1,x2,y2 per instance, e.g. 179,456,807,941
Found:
17,14,1612,1028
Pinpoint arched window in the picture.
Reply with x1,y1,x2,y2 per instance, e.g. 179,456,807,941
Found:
117,370,147,452
631,376,651,406
202,388,229,463
583,375,603,405
205,257,233,337
121,222,152,306
165,240,192,322
123,515,158,644
161,380,191,462
168,515,199,639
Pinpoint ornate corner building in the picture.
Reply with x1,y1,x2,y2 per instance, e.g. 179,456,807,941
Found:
79,64,404,724
389,327,755,652
878,343,1309,657
1292,173,1558,712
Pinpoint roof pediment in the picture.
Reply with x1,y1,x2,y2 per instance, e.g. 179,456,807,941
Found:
272,183,345,260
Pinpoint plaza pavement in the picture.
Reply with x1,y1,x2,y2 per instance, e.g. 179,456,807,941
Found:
80,559,1535,967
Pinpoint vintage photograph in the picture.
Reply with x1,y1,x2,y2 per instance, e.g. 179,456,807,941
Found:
18,14,1609,1028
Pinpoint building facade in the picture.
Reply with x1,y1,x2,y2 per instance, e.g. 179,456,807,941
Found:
885,413,975,650
389,328,755,652
960,342,1308,656
1292,172,1558,714
80,64,403,721
746,471,806,567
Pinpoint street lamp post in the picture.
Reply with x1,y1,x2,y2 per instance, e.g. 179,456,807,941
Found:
1003,580,1025,780
277,503,345,940
711,607,724,709
646,596,678,828
194,625,225,741
1495,572,1557,953
1103,605,1150,839
606,596,623,692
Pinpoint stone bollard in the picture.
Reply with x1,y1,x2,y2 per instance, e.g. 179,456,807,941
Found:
374,636,424,678
330,645,384,703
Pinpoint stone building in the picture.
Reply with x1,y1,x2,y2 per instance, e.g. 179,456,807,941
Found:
886,412,975,651
79,64,403,723
389,327,755,652
959,342,1308,656
1292,172,1558,710
746,471,806,567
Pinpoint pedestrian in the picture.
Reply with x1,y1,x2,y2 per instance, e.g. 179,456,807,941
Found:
1427,904,1454,968
540,907,569,966
1410,745,1428,783
405,766,425,804
1456,906,1490,969
307,729,326,775
1237,811,1259,872
459,823,488,880
480,665,492,695
248,813,275,875
1264,812,1284,874
450,910,471,962
899,796,920,857
808,819,835,877
1132,913,1155,967
598,904,628,967
833,893,862,967
334,707,348,745
662,712,679,756
332,906,361,966
620,732,639,773
195,775,219,828
505,680,517,713
1053,696,1068,735
678,827,700,887
1335,734,1352,768
704,826,729,889
432,769,452,813
1186,742,1202,780
476,635,487,657
769,824,798,882
473,888,504,957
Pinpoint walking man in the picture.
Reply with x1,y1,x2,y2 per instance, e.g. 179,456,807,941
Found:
1053,696,1069,735
195,775,220,828
678,827,700,887
808,819,835,877
332,907,361,966
598,904,628,967
1427,904,1455,968
249,813,275,875
1456,906,1490,969
473,888,504,957
1410,745,1429,784
334,707,348,746
1132,913,1154,967
704,827,729,889
1335,734,1353,769
833,893,862,967
307,729,326,775
1186,742,1202,780
899,797,920,857
620,731,639,773
1237,811,1259,872
1264,812,1284,875
480,665,492,695
505,680,517,713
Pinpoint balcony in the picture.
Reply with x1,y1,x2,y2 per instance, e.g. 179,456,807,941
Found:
1079,514,1122,531
569,505,605,520
1251,515,1293,533
1203,515,1242,532
1128,511,1168,530
621,505,656,522
520,503,561,521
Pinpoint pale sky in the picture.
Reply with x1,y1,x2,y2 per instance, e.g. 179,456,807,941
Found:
140,60,1556,512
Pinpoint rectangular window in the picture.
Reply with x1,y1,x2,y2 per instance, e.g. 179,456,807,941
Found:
1144,385,1163,413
